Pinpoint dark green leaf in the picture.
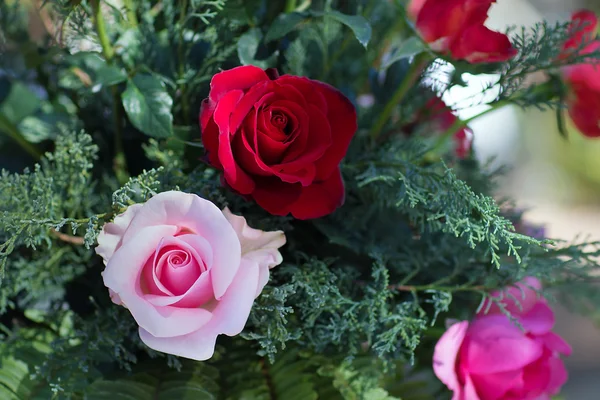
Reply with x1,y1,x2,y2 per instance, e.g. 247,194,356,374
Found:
0,82,41,124
265,11,371,48
381,37,426,70
95,65,128,86
314,11,372,48
122,74,173,138
265,12,307,42
18,114,65,143
237,28,279,68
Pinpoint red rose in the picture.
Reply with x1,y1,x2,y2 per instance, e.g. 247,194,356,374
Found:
406,97,472,158
409,0,516,63
562,10,598,54
199,66,357,219
561,11,600,138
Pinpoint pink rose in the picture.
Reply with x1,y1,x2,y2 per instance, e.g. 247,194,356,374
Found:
433,277,571,400
95,191,286,360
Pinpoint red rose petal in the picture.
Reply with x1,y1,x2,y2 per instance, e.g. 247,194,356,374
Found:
200,116,222,169
451,25,517,63
199,98,216,132
209,65,269,103
232,128,271,176
277,103,332,169
563,10,599,52
312,81,357,180
256,130,291,164
277,77,326,110
416,0,468,45
270,83,308,107
252,178,303,216
288,168,345,220
213,90,256,194
229,81,271,135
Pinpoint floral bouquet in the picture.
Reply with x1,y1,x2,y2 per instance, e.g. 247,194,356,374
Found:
1,0,600,399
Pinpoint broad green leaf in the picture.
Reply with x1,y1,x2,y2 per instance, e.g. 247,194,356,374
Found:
122,74,173,138
265,11,372,48
17,109,72,143
237,28,279,68
265,12,307,42
381,37,426,70
114,29,144,69
95,65,128,86
314,10,372,48
0,82,41,124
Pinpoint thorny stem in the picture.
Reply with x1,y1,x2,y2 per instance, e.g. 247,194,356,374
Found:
90,0,129,184
0,114,43,160
369,53,432,141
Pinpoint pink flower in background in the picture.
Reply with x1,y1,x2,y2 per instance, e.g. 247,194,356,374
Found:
560,10,600,138
95,191,286,360
433,277,571,400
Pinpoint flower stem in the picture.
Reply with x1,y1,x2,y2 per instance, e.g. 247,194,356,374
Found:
388,283,485,292
0,113,43,160
178,0,190,125
122,0,139,27
90,0,114,61
91,0,129,184
284,0,297,13
369,53,431,141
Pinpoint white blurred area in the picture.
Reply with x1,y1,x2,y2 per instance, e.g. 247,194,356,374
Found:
447,1,600,398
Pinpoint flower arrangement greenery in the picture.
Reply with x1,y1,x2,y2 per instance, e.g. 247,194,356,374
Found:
1,0,600,399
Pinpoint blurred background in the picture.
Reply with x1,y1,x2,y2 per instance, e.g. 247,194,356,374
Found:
467,0,600,398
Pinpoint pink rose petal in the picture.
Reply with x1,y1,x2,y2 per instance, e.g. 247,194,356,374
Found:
222,207,286,297
433,320,469,394
103,225,213,338
95,204,142,264
139,258,260,360
463,315,543,374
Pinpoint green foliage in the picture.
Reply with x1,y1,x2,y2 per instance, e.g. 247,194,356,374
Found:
0,130,104,289
86,361,220,400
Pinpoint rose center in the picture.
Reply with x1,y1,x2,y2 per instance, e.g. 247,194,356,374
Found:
271,111,290,134
168,252,188,268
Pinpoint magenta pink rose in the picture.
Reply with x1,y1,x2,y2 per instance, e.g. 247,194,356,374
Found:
433,277,571,400
95,191,286,360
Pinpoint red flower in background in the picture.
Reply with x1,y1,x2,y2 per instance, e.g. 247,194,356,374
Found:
408,0,517,64
407,97,473,159
200,66,357,219
560,10,600,138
